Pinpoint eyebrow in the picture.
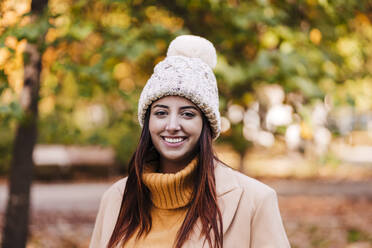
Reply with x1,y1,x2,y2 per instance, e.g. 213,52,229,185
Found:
152,104,199,111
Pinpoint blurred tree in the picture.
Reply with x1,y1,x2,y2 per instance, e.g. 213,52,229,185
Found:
1,1,48,247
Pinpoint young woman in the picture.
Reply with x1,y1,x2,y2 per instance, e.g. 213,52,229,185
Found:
90,35,290,248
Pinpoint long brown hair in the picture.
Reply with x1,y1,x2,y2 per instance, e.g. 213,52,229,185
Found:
108,108,223,248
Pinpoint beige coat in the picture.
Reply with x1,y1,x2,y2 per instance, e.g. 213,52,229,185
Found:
90,163,291,248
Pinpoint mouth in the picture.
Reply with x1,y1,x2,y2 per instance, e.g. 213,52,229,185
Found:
161,136,187,145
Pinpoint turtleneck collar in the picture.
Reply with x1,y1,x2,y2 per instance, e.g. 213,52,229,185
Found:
142,157,198,210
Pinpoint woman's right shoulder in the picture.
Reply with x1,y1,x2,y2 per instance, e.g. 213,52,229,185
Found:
101,177,128,203
90,177,128,247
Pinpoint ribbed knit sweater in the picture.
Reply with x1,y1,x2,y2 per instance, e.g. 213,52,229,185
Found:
123,158,198,248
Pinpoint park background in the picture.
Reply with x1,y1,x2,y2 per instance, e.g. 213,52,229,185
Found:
1,0,372,247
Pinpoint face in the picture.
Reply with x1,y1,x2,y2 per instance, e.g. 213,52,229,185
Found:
149,96,203,167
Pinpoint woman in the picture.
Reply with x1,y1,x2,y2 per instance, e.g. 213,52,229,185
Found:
90,35,290,248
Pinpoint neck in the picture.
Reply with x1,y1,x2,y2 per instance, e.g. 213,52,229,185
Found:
160,154,196,173
159,158,188,173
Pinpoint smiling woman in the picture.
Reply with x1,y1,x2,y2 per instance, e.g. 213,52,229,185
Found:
89,35,290,248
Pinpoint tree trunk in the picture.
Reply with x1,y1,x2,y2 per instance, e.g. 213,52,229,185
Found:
1,1,47,247
1,43,41,248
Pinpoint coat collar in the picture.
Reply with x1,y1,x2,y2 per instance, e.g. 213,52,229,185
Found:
215,162,243,234
187,162,243,247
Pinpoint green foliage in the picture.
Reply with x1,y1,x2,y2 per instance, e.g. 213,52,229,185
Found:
1,0,372,173
0,101,23,120
0,120,14,174
0,71,8,93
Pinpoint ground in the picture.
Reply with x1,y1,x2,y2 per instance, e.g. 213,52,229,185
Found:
280,195,372,248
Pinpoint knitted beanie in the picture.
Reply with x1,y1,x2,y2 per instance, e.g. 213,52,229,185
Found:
138,35,221,139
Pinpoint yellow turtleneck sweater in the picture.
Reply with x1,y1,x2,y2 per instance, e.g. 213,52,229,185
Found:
124,158,198,248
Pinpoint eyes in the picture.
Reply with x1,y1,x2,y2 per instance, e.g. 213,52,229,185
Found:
153,110,197,119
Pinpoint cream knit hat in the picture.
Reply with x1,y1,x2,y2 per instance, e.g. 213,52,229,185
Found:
138,35,221,139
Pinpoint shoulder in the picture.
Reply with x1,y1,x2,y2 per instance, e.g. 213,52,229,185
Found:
90,177,128,248
214,163,290,247
215,162,277,204
100,177,128,206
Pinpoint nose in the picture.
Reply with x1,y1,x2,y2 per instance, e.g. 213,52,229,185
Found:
165,113,181,132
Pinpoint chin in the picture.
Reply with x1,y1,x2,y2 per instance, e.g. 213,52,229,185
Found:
162,153,187,162
161,151,195,163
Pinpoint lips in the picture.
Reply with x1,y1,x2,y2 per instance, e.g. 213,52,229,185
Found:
161,136,187,146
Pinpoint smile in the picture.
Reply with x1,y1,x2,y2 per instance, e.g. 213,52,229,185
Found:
162,136,187,144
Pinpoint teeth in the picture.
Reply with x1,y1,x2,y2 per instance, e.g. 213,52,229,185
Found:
164,137,184,143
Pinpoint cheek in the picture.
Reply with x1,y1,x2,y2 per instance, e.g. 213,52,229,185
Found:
184,118,203,137
149,120,160,140
149,116,163,134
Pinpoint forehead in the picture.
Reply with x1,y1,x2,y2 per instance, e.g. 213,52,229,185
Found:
151,96,197,108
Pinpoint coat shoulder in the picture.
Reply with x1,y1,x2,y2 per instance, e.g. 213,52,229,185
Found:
215,162,277,202
89,177,128,248
216,164,290,248
101,177,128,203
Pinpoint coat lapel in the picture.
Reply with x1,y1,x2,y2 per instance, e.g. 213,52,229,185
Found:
186,163,243,247
215,163,243,235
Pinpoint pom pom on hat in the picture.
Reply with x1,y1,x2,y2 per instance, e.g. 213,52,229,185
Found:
167,35,217,69
139,35,221,139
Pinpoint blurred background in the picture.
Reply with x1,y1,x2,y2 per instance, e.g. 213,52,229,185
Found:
1,0,372,247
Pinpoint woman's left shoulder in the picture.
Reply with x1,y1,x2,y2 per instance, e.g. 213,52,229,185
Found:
214,162,290,247
214,161,277,202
